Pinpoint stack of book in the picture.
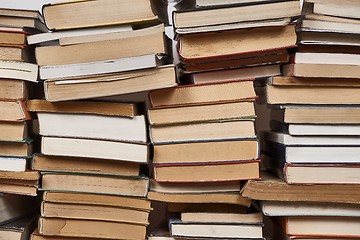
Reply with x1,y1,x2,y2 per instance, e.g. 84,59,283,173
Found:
0,7,43,197
27,0,176,102
251,0,360,238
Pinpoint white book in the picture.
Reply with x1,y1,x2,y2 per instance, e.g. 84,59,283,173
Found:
295,52,360,65
37,112,146,143
262,131,360,146
41,136,148,163
27,25,132,45
261,201,360,217
0,157,27,172
0,61,38,82
39,54,159,80
302,19,360,34
313,3,360,19
286,124,360,136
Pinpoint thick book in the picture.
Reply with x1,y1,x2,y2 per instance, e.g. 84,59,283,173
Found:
41,202,149,225
261,201,360,217
42,191,151,211
41,136,148,163
149,80,256,108
150,120,255,144
0,138,33,158
43,65,176,102
0,121,30,141
42,0,157,30
270,105,360,124
0,79,30,100
0,194,38,224
37,112,147,143
148,100,255,125
153,139,259,164
0,214,38,240
27,100,141,117
179,25,296,61
169,217,263,239
35,25,164,67
173,1,300,29
281,216,360,238
0,61,38,82
0,100,30,122
240,172,360,204
153,160,260,182
266,85,360,104
38,217,147,239
41,173,149,197
32,154,141,177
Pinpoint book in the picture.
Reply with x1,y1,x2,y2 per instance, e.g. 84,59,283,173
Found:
0,46,34,62
37,112,147,143
150,120,255,144
0,170,40,182
39,54,161,80
149,80,256,108
0,16,46,32
240,172,360,204
181,212,263,224
42,0,157,30
266,85,360,104
0,184,37,196
32,155,141,177
169,217,263,239
0,79,30,100
0,138,33,158
0,100,30,122
43,65,176,102
281,216,360,237
179,25,296,60
271,121,360,136
0,214,38,240
153,139,259,164
42,191,151,210
153,160,260,182
270,105,360,124
299,31,360,47
301,19,360,34
261,201,360,217
191,64,281,84
0,194,38,224
41,202,149,225
194,0,278,7
0,156,28,172
0,121,30,141
173,1,300,29
0,8,41,19
35,25,164,67
41,173,149,197
311,2,360,19
27,100,141,117
0,61,38,82
41,136,148,163
31,229,99,240
148,101,255,125
271,76,360,87
38,217,147,239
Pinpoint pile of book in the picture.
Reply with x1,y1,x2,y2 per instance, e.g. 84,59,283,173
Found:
0,7,45,240
245,0,360,238
23,0,177,239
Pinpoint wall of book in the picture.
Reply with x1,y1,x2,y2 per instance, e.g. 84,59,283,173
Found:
0,0,359,240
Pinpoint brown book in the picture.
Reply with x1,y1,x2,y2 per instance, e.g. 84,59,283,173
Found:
0,139,33,157
0,170,40,181
42,173,149,197
0,16,46,31
0,100,30,122
240,172,360,204
153,140,258,164
270,105,360,124
41,202,149,225
0,79,29,100
38,217,146,239
27,99,141,117
272,76,360,87
148,191,251,207
32,155,141,176
0,46,34,62
266,85,360,105
35,26,164,66
43,191,151,210
148,101,255,125
150,120,255,144
283,63,360,78
31,229,98,240
43,66,176,102
0,28,28,45
0,121,30,141
0,8,41,19
42,0,157,30
154,160,260,182
149,80,256,108
179,25,296,60
0,183,37,196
